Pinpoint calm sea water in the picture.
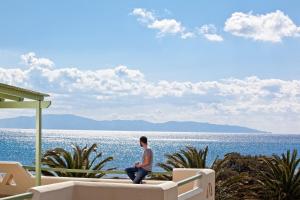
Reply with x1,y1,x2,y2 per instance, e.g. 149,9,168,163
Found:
1,129,300,171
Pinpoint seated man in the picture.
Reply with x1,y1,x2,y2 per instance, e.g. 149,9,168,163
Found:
125,136,153,184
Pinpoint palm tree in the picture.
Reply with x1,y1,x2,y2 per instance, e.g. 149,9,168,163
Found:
256,149,300,200
153,146,209,180
212,153,258,200
41,143,114,178
155,146,247,200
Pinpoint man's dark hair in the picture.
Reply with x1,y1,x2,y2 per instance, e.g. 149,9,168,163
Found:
140,136,148,144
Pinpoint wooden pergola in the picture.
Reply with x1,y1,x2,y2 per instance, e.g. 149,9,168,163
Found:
0,83,51,186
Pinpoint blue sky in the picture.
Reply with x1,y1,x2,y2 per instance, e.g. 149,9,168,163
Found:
1,1,300,133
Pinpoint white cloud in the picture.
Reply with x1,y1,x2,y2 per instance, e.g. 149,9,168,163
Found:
224,10,300,42
149,19,184,34
1,52,300,132
131,8,155,23
131,8,196,39
131,8,225,41
181,32,195,39
21,52,54,69
202,34,223,42
198,24,224,42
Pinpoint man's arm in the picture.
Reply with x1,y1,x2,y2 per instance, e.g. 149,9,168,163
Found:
136,152,150,168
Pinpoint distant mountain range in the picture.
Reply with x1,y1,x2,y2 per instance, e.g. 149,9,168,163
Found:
0,114,267,133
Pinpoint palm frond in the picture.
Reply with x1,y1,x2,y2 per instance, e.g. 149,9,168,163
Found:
41,143,114,178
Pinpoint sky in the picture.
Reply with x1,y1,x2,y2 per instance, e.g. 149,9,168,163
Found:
0,0,300,133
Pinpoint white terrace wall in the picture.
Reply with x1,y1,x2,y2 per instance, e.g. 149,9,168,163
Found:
0,162,166,196
0,162,34,196
30,181,178,200
0,162,215,200
173,168,215,200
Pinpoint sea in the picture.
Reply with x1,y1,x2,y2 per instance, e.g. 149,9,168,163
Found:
1,129,300,172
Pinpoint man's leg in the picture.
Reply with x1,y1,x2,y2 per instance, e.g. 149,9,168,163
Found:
133,168,148,184
125,167,138,181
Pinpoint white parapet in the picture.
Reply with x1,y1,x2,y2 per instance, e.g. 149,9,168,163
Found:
0,162,35,196
173,168,215,200
30,181,178,200
0,162,215,200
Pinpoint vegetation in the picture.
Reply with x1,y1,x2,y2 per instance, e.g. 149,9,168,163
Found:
153,146,210,180
155,146,300,200
41,143,114,178
256,150,300,199
41,143,300,199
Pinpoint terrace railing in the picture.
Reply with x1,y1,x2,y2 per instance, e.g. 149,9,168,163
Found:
0,192,33,200
1,165,207,200
23,165,170,176
0,165,170,200
176,173,203,200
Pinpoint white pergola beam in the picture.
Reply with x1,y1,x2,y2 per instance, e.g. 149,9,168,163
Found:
35,101,42,186
0,101,51,109
0,93,24,101
0,83,48,101
0,83,51,187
